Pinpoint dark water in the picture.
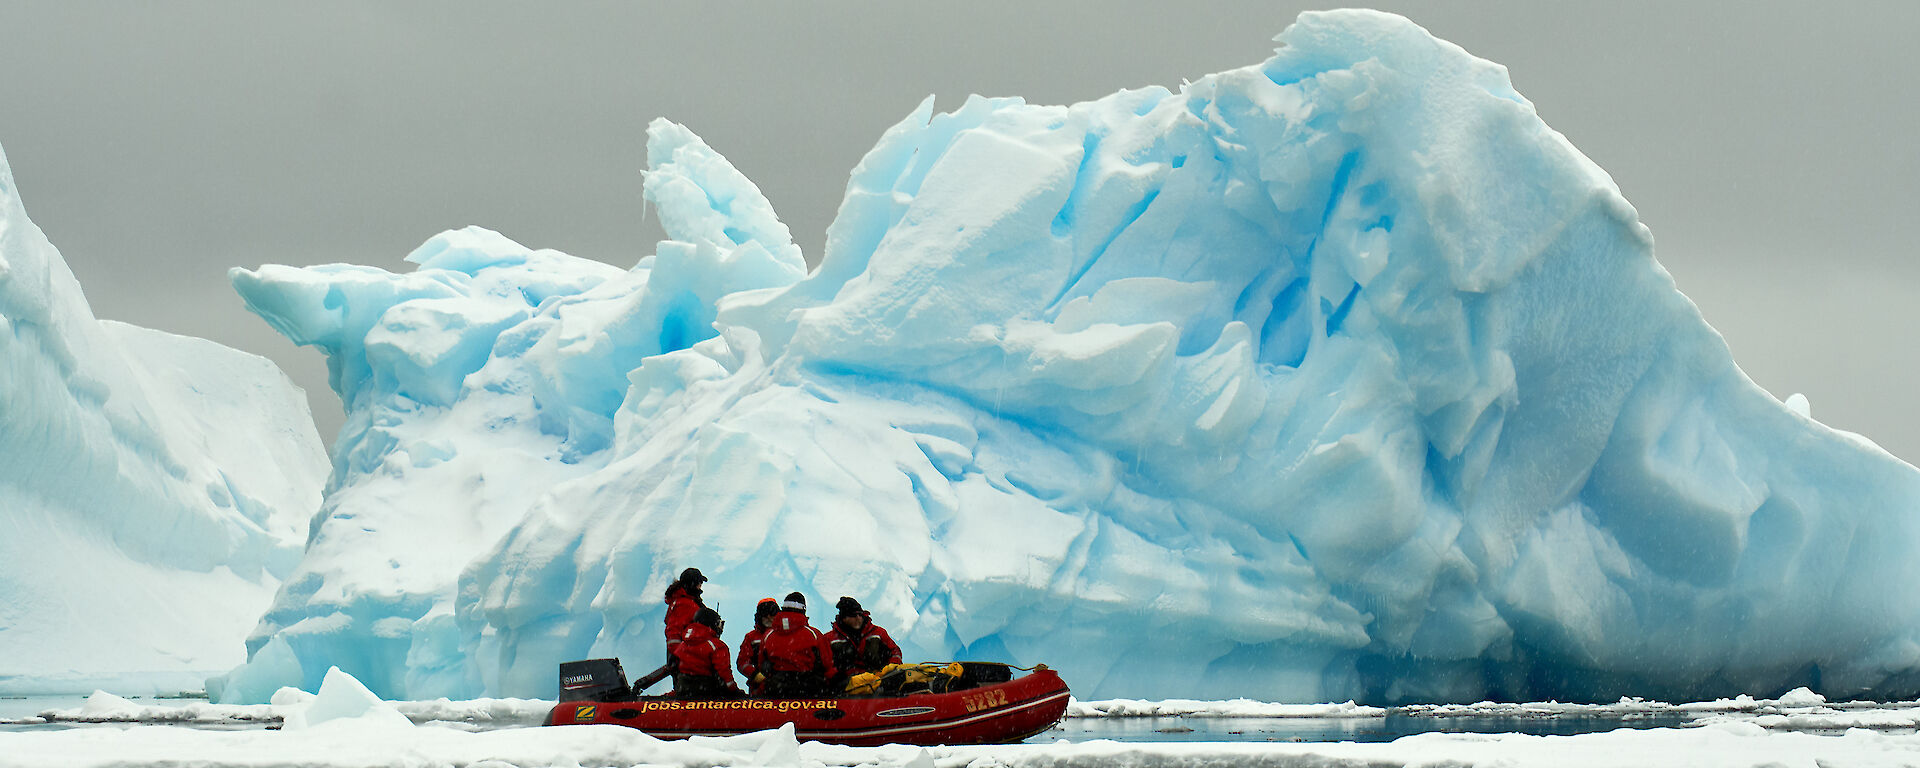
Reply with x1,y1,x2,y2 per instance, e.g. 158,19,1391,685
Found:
0,695,94,732
5,693,1708,742
1040,712,1699,743
0,694,272,734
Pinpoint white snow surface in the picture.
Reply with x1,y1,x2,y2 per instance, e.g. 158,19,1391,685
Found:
1702,708,1920,732
6,715,1920,768
221,9,1920,705
0,140,328,694
12,669,1920,767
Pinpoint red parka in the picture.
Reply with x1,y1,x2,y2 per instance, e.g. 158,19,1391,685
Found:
737,626,770,680
757,609,836,678
673,623,737,688
663,583,703,653
828,612,903,675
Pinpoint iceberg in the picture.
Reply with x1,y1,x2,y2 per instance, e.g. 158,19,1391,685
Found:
224,9,1920,704
0,143,327,694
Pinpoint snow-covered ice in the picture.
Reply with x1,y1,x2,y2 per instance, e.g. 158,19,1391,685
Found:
212,8,1920,706
8,724,1920,768
12,669,1920,766
0,139,328,695
1698,707,1920,732
10,689,1920,768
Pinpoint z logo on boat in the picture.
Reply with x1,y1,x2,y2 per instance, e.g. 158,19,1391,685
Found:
575,705,597,720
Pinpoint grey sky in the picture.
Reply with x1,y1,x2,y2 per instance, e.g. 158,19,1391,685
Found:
1,2,1916,462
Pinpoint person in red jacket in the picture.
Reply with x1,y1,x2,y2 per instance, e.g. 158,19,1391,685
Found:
662,567,707,666
736,597,779,695
756,592,836,697
672,608,740,699
828,596,903,681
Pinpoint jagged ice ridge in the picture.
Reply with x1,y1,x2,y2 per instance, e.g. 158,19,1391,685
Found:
0,145,327,694
219,10,1920,704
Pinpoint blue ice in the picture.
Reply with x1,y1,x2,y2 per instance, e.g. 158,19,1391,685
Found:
218,10,1920,704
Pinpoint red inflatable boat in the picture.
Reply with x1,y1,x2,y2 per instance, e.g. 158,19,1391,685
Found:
544,659,1070,746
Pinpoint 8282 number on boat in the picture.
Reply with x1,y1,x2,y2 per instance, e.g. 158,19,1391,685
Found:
962,688,1008,713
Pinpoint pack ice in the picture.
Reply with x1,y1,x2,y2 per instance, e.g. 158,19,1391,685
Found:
221,10,1920,704
0,145,327,694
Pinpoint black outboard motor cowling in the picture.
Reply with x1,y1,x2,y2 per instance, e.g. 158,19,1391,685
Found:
959,662,1014,686
558,658,632,702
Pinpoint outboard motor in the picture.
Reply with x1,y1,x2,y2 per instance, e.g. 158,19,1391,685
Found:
558,658,632,702
958,662,1014,687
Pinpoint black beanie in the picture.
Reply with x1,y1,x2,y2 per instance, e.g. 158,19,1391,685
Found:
782,592,807,612
837,596,863,617
694,607,722,630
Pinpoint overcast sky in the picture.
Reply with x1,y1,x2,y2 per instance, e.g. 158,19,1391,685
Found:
1,1,1916,463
